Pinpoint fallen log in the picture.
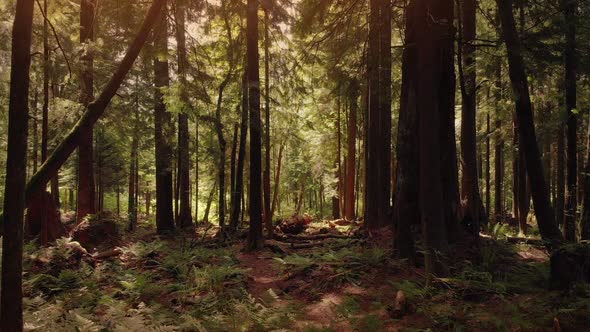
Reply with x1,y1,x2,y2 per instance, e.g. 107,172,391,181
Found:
92,248,122,259
283,233,350,241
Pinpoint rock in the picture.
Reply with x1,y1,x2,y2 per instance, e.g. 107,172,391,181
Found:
71,218,120,251
550,242,590,289
25,191,66,244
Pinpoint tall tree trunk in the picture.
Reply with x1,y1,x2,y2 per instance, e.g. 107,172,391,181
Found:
393,3,418,258
194,120,199,221
230,75,248,232
563,0,577,242
333,95,342,219
230,123,238,203
580,120,590,240
1,0,34,329
263,8,272,238
41,0,49,163
214,85,228,230
128,101,138,231
76,0,97,222
459,0,482,236
23,0,166,206
271,142,284,219
439,3,461,242
486,112,491,219
496,0,563,247
153,6,175,233
365,0,392,229
345,80,358,220
417,0,454,276
175,0,193,228
557,125,565,226
246,0,264,250
493,62,504,223
32,91,38,173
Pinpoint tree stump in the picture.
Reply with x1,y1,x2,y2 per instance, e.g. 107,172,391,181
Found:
25,191,65,245
71,218,120,251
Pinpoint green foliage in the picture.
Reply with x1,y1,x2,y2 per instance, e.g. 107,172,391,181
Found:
29,269,82,295
191,264,247,292
275,243,387,288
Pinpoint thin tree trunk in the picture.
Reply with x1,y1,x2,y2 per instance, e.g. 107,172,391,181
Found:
195,120,199,221
128,100,138,231
153,5,175,233
32,91,38,173
459,0,482,236
270,142,284,219
263,8,272,238
496,0,563,247
486,112,491,219
333,95,342,219
557,124,565,226
345,81,358,220
76,0,97,222
246,0,264,250
1,0,35,329
580,120,590,240
230,74,248,232
41,0,49,164
563,0,577,242
175,0,193,228
203,180,217,223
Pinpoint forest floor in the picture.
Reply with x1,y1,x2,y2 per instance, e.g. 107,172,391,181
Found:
19,217,590,331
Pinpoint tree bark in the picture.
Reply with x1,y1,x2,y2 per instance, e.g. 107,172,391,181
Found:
230,74,248,232
580,120,590,240
486,112,491,219
271,141,284,219
41,0,49,163
496,0,563,248
174,0,193,228
153,3,175,233
76,0,97,222
246,0,264,250
263,8,272,238
1,0,35,329
459,0,483,236
203,180,217,223
365,0,392,229
32,91,38,173
128,99,139,231
194,120,199,221
345,80,358,220
393,2,422,258
333,95,342,219
417,0,454,276
563,0,577,242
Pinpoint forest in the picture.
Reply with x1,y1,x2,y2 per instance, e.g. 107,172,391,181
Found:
1,0,590,330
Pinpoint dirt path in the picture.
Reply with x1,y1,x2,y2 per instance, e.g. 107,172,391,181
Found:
237,249,284,300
